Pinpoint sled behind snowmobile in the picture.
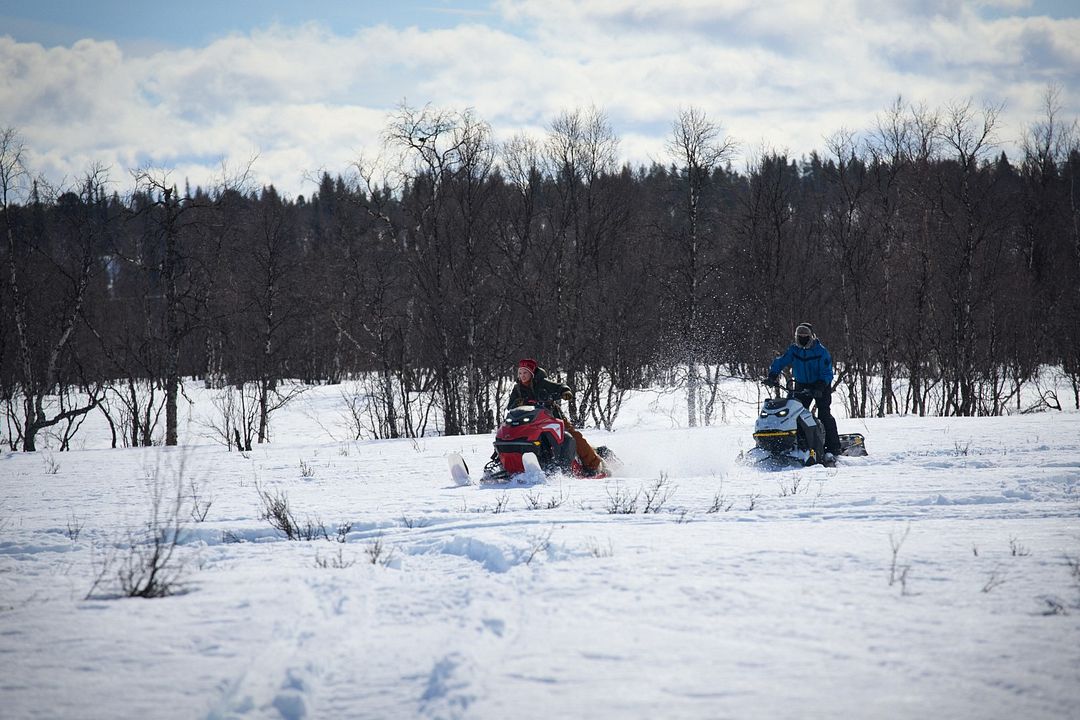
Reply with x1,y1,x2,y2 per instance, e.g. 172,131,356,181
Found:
837,432,867,456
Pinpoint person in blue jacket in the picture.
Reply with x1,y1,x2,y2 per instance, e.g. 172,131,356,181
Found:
767,322,841,458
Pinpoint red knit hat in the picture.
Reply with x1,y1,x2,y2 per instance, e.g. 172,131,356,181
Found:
518,358,538,374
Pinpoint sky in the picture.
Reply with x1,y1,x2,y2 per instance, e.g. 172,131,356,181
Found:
1,0,1078,198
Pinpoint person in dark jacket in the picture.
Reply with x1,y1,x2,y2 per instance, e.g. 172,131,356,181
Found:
767,323,842,458
508,358,607,475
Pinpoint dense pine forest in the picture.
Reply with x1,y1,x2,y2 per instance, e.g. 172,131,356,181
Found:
2,96,1079,451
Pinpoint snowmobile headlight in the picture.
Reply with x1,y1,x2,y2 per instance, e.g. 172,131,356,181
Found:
777,409,789,417
760,411,768,418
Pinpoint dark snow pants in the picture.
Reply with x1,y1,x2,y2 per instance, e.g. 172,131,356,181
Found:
796,383,842,455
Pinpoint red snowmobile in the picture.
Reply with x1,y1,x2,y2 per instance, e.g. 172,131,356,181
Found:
448,403,616,484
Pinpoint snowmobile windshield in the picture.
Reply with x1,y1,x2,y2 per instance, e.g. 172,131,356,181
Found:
504,405,541,426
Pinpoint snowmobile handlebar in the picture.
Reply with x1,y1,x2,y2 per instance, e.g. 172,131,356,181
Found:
763,378,816,403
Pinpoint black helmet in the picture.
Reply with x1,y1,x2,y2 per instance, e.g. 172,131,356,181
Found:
795,323,815,348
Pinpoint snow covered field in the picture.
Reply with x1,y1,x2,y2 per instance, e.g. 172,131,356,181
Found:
2,381,1079,719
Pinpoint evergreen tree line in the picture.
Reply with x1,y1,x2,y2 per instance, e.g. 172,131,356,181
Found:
2,93,1078,452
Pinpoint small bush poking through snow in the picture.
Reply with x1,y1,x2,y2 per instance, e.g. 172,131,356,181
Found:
365,535,395,566
66,512,83,543
605,482,640,514
523,526,554,565
642,474,675,514
1042,597,1067,615
336,522,352,543
87,464,191,599
525,489,567,510
707,485,734,514
1066,553,1080,606
888,523,912,590
1009,536,1031,557
1068,554,1080,583
982,568,1006,593
257,483,302,540
315,547,355,569
256,484,329,541
189,480,212,523
777,473,805,498
602,477,675,514
584,536,614,558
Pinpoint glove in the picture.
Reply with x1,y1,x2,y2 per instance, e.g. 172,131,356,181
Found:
765,375,779,387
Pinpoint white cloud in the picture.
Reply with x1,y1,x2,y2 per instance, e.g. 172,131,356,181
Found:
973,0,1033,9
1,1,1078,197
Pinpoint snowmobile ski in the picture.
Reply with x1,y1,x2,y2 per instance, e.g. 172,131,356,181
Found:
448,453,472,486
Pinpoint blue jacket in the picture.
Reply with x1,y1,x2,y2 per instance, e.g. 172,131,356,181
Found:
769,340,834,385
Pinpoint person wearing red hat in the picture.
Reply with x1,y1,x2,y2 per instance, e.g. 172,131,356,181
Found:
508,358,606,475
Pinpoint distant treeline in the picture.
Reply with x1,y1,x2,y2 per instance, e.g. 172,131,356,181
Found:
2,95,1079,451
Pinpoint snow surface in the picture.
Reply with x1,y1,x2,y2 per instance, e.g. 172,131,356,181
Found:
2,381,1079,719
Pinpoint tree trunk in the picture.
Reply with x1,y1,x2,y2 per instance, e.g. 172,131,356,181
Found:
164,188,179,446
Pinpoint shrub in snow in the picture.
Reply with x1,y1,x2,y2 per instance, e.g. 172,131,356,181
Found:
605,482,640,514
189,480,212,523
523,526,554,566
888,523,912,594
400,515,429,529
642,474,675,514
525,489,568,510
336,522,352,543
66,512,83,543
315,548,355,569
706,475,734,514
1041,597,1067,615
982,569,1006,593
584,536,614,558
365,535,394,566
1008,536,1031,557
87,465,191,599
256,484,332,541
1066,553,1080,607
257,483,302,540
777,473,805,498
